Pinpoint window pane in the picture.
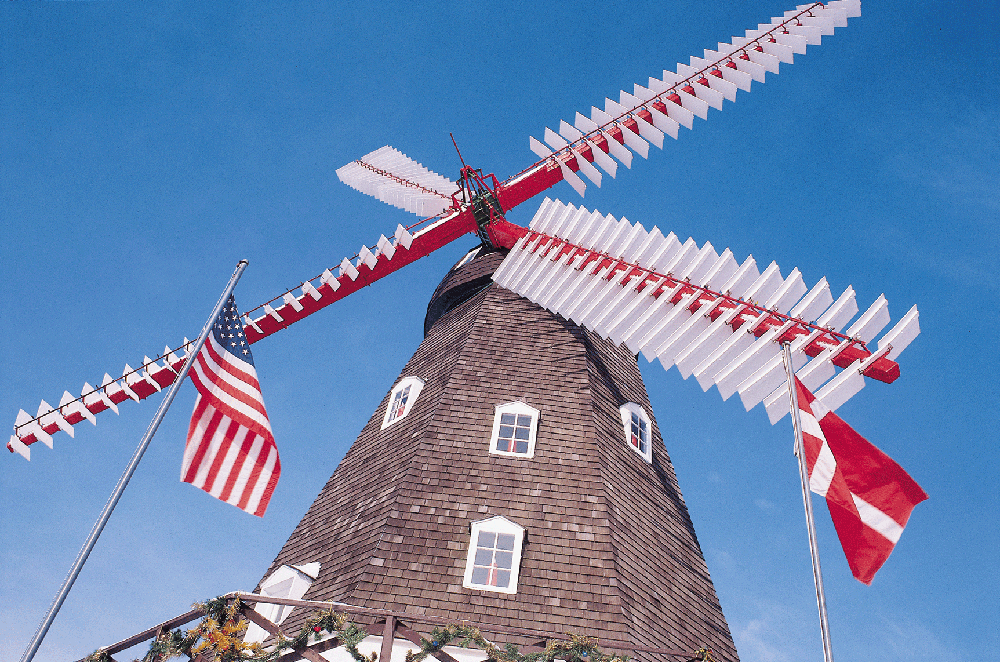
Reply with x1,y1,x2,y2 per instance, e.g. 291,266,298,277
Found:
514,427,530,440
500,413,516,425
515,441,528,454
471,566,489,585
477,531,496,548
496,533,515,551
494,569,511,588
474,548,494,565
494,550,513,569
516,414,532,427
498,425,514,438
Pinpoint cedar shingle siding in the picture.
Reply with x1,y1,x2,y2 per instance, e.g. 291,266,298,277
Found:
259,248,738,661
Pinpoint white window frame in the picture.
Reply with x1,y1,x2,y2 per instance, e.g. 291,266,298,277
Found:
489,401,540,458
244,562,320,644
381,376,425,430
619,402,653,463
462,515,525,595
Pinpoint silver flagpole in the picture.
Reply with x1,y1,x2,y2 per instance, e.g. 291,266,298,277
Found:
782,341,835,662
19,259,250,662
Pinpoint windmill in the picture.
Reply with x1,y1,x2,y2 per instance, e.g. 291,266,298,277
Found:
9,1,921,660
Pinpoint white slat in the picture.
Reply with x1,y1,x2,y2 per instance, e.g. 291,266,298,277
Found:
678,87,710,119
877,305,920,361
788,276,832,321
764,267,806,313
603,130,634,168
815,360,866,411
816,286,858,331
693,327,756,391
619,124,650,158
644,103,680,139
573,148,603,186
714,323,790,400
544,126,569,150
720,256,760,298
586,139,619,177
844,294,890,343
559,119,584,141
558,160,587,197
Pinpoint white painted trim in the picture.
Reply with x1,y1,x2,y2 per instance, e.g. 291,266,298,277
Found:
462,515,525,595
619,402,653,463
244,562,320,644
488,401,540,459
381,376,425,430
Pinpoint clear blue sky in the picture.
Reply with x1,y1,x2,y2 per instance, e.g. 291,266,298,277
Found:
2,2,997,661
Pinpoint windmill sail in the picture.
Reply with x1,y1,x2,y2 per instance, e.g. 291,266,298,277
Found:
336,145,459,217
519,0,862,198
493,198,919,422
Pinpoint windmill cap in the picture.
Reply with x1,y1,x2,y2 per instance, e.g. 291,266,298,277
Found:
424,245,507,336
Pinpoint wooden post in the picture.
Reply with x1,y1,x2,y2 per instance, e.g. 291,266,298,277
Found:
380,616,395,662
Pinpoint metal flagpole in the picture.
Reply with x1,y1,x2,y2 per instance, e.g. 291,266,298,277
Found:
19,259,250,662
782,341,835,662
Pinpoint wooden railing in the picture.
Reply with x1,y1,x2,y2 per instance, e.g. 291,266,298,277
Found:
78,592,701,662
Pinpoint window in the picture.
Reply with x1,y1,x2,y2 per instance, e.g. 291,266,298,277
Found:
244,562,320,644
463,516,525,594
381,376,425,430
619,403,652,463
489,401,539,458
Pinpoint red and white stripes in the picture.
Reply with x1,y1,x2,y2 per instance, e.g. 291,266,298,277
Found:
182,331,279,517
493,198,919,422
795,378,927,584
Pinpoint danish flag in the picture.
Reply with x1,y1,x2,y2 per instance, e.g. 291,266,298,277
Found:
181,296,280,517
795,377,927,584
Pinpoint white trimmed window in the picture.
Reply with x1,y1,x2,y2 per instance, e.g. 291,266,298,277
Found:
619,403,652,463
244,562,320,644
463,516,525,595
489,401,539,458
381,376,424,430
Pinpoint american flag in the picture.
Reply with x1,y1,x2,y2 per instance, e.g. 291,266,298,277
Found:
181,296,280,516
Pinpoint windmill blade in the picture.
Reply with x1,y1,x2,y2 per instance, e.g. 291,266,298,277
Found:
7,206,503,458
502,0,859,205
336,145,460,217
493,198,916,424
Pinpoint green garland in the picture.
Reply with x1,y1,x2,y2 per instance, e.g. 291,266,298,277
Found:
402,624,628,662
83,596,711,662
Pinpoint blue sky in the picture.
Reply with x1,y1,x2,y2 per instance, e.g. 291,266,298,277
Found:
2,2,997,661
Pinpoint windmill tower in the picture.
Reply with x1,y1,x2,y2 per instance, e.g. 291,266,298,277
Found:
251,244,738,659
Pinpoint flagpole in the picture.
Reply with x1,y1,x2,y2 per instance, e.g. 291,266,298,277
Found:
782,342,835,662
19,259,250,662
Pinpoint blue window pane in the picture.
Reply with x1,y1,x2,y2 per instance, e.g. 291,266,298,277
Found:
498,425,514,438
477,531,496,547
494,550,513,569
516,414,532,427
515,441,529,454
514,427,530,440
494,569,511,587
500,413,516,425
471,566,489,585
474,548,493,565
496,533,515,550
